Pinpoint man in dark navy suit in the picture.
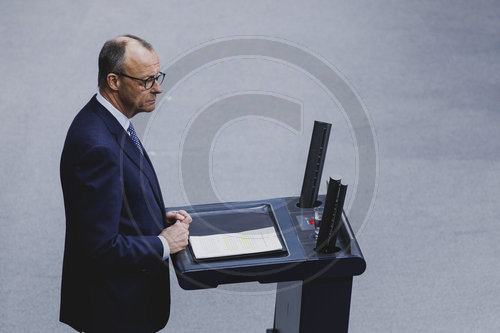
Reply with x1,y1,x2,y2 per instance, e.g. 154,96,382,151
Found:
60,35,192,332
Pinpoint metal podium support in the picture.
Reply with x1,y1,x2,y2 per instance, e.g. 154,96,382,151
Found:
269,278,353,333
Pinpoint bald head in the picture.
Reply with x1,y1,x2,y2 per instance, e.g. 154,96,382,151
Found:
98,35,154,90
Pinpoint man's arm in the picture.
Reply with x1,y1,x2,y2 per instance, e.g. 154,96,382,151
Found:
67,145,164,269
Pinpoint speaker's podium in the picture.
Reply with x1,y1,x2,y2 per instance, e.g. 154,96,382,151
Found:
171,122,366,333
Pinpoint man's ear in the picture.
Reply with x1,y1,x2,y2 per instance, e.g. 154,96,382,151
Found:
107,73,120,91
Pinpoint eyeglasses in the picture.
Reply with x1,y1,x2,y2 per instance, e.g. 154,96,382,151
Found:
114,72,165,90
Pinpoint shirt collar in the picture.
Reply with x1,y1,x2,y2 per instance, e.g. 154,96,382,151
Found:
96,91,130,132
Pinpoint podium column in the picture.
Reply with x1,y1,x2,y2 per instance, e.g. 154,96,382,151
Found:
269,277,353,333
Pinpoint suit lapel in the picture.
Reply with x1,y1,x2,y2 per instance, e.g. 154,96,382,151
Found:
91,97,165,214
142,149,166,214
120,134,165,213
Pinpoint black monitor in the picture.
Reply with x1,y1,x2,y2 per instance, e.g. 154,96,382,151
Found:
298,121,332,208
315,176,347,253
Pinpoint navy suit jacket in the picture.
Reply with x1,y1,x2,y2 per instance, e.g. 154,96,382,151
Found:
60,96,170,332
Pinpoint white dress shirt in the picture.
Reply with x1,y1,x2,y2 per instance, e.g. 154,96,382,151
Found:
96,91,170,260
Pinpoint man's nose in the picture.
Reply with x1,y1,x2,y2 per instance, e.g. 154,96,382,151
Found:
151,79,163,94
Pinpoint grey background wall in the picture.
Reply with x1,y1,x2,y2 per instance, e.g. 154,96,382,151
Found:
1,1,499,332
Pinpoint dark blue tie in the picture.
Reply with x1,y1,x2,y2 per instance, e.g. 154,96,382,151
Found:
127,123,143,155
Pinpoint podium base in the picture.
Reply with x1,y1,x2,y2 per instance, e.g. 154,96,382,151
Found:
270,277,353,333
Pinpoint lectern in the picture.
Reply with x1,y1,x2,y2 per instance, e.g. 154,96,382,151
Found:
171,122,366,332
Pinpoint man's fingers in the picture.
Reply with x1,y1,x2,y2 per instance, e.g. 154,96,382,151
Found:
171,221,189,231
178,210,192,224
166,210,191,221
177,221,189,230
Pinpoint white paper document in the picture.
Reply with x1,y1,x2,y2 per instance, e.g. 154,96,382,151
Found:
189,227,283,260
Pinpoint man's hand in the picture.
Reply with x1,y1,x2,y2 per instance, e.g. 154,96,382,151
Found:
159,222,189,254
160,210,192,254
165,210,192,226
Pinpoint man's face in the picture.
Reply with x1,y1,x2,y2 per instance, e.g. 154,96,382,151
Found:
117,45,162,117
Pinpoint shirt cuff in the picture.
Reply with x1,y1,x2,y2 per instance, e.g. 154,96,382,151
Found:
157,235,170,260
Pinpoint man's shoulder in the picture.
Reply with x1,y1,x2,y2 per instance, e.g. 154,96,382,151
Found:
63,96,120,155
71,95,108,129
